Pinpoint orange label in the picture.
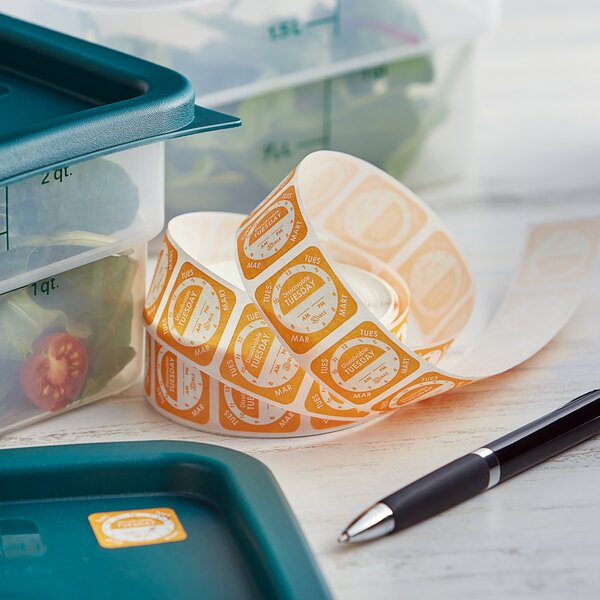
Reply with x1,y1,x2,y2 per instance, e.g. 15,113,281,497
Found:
218,385,301,433
324,174,428,262
414,339,455,366
518,221,600,285
310,417,355,431
371,372,470,412
248,206,291,247
237,185,307,280
278,270,327,316
397,230,471,337
239,167,297,229
154,340,210,424
256,246,358,354
435,295,475,344
219,303,304,405
88,508,187,549
311,321,420,405
300,155,358,217
157,262,236,366
144,237,178,325
304,382,369,419
389,316,408,341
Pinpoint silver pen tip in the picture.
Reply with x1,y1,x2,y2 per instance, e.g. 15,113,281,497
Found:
337,532,350,544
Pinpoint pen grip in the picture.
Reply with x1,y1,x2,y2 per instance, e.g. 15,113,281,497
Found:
382,453,490,532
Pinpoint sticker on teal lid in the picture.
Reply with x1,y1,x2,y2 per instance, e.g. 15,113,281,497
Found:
88,508,187,549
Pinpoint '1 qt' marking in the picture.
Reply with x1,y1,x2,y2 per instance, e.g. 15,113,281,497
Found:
31,277,58,296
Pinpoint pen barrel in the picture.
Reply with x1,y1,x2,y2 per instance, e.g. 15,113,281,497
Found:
488,390,600,481
382,453,490,532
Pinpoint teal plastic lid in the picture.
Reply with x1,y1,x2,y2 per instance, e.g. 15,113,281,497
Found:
0,13,240,186
0,441,332,599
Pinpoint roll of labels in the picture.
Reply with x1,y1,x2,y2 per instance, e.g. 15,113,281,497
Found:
143,151,600,437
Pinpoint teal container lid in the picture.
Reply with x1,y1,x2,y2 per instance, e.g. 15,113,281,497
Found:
0,13,240,186
0,441,332,599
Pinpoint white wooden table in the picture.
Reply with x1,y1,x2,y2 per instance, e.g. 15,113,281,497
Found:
2,1,599,598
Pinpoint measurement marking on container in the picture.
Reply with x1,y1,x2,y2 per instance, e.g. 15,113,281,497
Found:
32,277,59,296
294,78,333,151
0,186,8,252
296,137,328,150
263,141,292,162
322,78,332,147
268,0,341,40
307,0,341,35
362,65,389,80
306,0,341,35
267,19,301,41
263,79,334,162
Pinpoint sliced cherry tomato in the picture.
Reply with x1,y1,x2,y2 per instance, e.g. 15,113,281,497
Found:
20,333,88,412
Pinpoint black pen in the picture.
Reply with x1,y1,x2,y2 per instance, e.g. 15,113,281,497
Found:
338,388,600,543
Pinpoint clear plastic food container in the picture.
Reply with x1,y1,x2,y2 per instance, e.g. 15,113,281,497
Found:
3,0,497,215
1,246,146,431
0,15,239,433
0,146,164,295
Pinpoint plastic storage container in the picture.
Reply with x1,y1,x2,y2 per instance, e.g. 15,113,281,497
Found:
3,1,497,214
0,15,239,433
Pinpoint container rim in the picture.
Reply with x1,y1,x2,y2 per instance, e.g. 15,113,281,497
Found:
0,14,240,185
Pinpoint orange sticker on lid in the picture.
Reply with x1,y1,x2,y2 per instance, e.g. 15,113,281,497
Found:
88,508,187,549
